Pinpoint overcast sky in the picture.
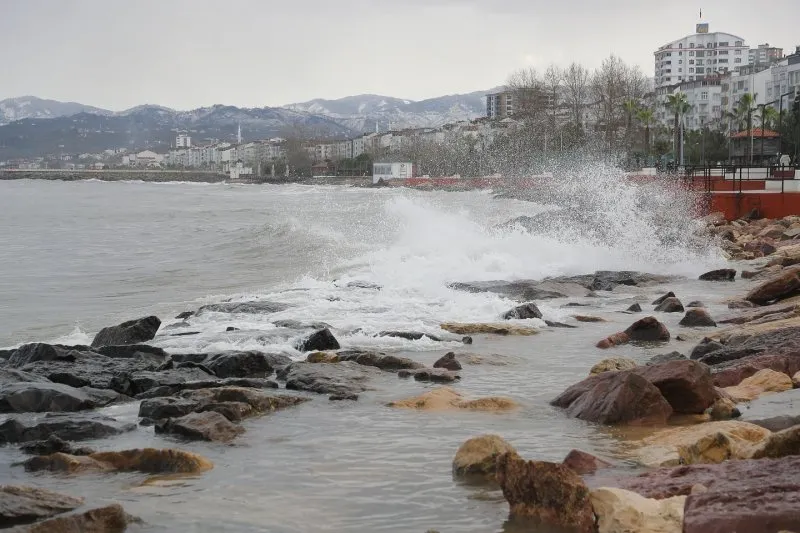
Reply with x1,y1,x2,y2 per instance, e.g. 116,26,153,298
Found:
1,0,797,110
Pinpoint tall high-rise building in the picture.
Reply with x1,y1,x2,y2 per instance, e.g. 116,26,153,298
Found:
654,23,749,89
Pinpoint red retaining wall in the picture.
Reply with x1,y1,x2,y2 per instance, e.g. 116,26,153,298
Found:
709,192,800,220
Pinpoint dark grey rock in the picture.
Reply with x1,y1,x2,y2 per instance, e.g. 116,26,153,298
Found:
686,301,705,308
197,301,290,314
91,316,161,348
336,350,424,371
95,344,168,362
501,303,543,320
679,309,717,327
7,344,82,368
699,268,736,282
0,485,84,528
0,412,135,444
652,291,676,305
626,303,643,313
204,351,286,379
377,331,443,341
273,319,332,330
154,411,245,442
646,351,688,366
109,367,213,397
654,297,684,313
297,328,340,352
545,320,578,328
136,377,279,399
345,280,382,290
397,368,460,383
175,311,195,319
462,336,473,344
0,382,96,413
433,352,462,371
279,361,378,396
19,435,95,456
0,368,50,384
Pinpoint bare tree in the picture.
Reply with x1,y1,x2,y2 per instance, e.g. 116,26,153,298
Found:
506,67,548,123
591,55,631,149
542,64,563,130
562,62,591,140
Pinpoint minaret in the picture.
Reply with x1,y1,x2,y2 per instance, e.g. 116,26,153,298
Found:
237,122,242,144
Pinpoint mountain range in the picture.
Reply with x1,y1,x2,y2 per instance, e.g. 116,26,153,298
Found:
0,91,492,159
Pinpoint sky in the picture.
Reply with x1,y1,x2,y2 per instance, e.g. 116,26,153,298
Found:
1,0,798,110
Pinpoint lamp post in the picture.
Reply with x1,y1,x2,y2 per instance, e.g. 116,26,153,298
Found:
777,90,794,157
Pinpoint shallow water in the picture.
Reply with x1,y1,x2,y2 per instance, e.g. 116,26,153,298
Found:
0,178,745,532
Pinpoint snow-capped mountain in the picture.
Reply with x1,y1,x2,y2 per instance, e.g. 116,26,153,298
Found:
0,96,111,125
283,90,495,132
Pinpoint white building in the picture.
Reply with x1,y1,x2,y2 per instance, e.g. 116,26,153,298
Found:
655,78,723,130
749,44,783,68
654,23,749,89
176,133,192,148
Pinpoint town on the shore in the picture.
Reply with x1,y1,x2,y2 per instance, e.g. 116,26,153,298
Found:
4,23,800,180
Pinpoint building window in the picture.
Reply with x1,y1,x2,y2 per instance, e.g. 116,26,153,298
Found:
719,59,728,63
719,50,728,55
735,58,742,63
696,60,703,65
707,43,713,48
719,42,729,47
701,91,708,100
689,68,694,73
735,40,742,46
735,49,742,54
696,51,705,57
689,59,695,65
679,43,683,48
689,51,695,56
689,42,694,48
679,60,683,64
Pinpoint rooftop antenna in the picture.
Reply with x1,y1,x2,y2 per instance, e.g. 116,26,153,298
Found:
237,122,242,144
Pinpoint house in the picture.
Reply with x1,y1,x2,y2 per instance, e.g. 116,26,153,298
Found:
730,128,780,164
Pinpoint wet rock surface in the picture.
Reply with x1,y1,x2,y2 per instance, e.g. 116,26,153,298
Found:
654,297,684,313
0,485,84,528
296,328,340,352
590,487,685,533
452,434,516,479
19,435,95,456
155,411,245,442
501,303,542,320
0,413,135,444
197,301,291,314
699,268,736,281
336,350,425,371
278,361,379,396
496,452,595,532
635,359,719,414
10,503,138,533
596,316,670,348
679,308,717,327
388,387,517,412
397,368,460,383
562,449,611,475
433,352,462,371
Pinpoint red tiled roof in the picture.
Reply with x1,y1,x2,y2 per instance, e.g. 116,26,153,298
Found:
730,128,780,139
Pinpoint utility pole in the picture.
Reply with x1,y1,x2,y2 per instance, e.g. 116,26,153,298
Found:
679,114,685,167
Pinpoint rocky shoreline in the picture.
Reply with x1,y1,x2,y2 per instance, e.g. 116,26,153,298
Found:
2,214,800,531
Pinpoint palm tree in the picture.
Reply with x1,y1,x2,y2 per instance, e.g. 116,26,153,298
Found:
666,92,690,165
622,99,639,149
736,93,757,163
757,105,779,163
636,107,655,155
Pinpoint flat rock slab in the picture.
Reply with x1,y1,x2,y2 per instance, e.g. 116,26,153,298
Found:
0,485,84,528
0,382,98,413
8,503,137,533
278,361,380,396
155,411,245,442
0,413,135,444
136,377,278,399
197,301,291,314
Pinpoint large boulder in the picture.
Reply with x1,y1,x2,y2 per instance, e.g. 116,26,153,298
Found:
388,387,517,412
91,316,161,348
495,452,595,532
0,369,49,384
679,308,717,327
590,487,685,533
11,503,136,533
155,411,245,442
501,303,542,320
452,434,516,479
744,268,800,305
722,368,794,402
95,344,168,361
699,268,736,282
631,421,771,467
296,328,340,352
19,435,95,456
635,360,719,414
550,371,673,425
0,382,98,413
596,316,670,348
0,413,135,444
652,291,676,305
589,357,637,375
617,457,800,533
0,485,83,528
109,367,212,397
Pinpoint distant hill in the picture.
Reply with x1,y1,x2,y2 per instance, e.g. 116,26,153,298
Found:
283,89,497,132
0,88,500,159
0,96,112,125
0,104,354,159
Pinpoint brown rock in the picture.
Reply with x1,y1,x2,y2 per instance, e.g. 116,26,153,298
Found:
749,424,800,459
758,224,788,239
495,452,595,532
397,368,460,383
0,485,83,528
722,368,794,402
562,449,612,475
745,268,800,305
550,370,673,425
90,448,213,474
596,316,670,349
388,387,517,412
652,291,676,305
305,352,339,363
679,308,717,327
714,353,800,388
589,357,637,375
23,453,111,473
452,434,516,479
635,359,719,414
14,503,136,533
154,411,245,442
439,322,538,335
655,297,684,313
707,397,740,420
573,315,606,322
432,352,462,371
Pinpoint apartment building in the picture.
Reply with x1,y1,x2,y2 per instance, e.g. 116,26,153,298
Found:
654,23,749,89
486,91,514,118
749,44,784,68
